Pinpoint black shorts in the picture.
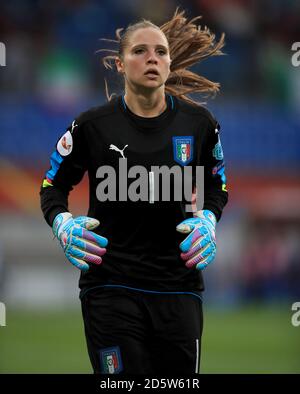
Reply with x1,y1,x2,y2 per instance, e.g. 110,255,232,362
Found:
81,286,203,374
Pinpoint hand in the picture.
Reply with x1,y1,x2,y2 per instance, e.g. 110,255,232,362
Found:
176,210,216,270
52,212,108,272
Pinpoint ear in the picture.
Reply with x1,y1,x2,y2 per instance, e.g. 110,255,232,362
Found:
115,57,124,74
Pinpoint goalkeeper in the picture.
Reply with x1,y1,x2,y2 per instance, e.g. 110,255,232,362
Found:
40,9,228,375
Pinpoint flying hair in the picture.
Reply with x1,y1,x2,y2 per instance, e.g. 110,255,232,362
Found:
98,7,225,106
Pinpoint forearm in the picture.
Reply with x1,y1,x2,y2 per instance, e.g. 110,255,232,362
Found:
40,185,70,226
202,188,228,222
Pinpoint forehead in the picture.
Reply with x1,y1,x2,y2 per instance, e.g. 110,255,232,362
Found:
127,27,169,47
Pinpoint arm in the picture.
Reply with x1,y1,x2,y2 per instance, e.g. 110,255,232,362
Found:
40,119,108,271
176,118,228,270
40,120,87,226
201,120,228,221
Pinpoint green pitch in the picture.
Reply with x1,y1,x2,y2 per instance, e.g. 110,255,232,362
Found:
0,304,299,373
201,304,300,373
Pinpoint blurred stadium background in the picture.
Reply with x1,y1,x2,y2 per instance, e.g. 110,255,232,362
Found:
0,0,299,373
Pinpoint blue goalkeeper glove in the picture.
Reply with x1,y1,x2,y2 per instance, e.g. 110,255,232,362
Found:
176,210,216,270
52,212,108,272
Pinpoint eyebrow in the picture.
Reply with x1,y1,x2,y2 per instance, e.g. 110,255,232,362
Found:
131,44,168,50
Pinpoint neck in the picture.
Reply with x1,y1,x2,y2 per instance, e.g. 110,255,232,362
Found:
123,88,167,117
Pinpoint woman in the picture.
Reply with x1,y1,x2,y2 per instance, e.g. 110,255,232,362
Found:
40,9,228,374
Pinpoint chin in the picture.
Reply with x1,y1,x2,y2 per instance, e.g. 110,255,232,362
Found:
140,80,163,89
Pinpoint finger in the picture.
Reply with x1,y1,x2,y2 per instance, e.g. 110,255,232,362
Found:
180,234,210,261
72,236,107,256
184,243,216,269
82,228,108,248
179,226,208,253
176,223,193,234
66,254,90,272
176,218,200,234
73,226,108,248
74,216,100,231
67,246,103,266
196,249,217,270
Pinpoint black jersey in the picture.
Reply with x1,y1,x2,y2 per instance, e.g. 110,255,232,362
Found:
40,94,228,294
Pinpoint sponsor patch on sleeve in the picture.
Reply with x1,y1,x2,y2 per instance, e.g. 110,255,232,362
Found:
212,160,225,176
57,130,73,156
212,136,224,160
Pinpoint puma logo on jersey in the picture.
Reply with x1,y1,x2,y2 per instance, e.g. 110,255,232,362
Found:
70,120,78,133
109,144,128,159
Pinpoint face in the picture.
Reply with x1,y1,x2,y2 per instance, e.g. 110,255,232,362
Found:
116,27,171,92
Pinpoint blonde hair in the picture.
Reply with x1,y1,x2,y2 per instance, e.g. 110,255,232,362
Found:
99,8,225,106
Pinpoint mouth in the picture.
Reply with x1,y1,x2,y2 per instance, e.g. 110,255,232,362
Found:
144,69,159,78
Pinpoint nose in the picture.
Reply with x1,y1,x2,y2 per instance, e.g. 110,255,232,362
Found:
146,49,158,64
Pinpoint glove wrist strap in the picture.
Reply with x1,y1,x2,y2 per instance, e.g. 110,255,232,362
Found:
52,212,73,238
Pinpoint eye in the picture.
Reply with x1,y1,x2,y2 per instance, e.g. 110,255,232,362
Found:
157,49,167,56
134,48,144,54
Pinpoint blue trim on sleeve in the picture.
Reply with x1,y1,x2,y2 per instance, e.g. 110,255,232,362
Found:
46,150,64,180
80,284,203,302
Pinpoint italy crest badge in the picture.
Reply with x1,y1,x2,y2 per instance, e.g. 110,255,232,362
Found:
172,136,194,165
